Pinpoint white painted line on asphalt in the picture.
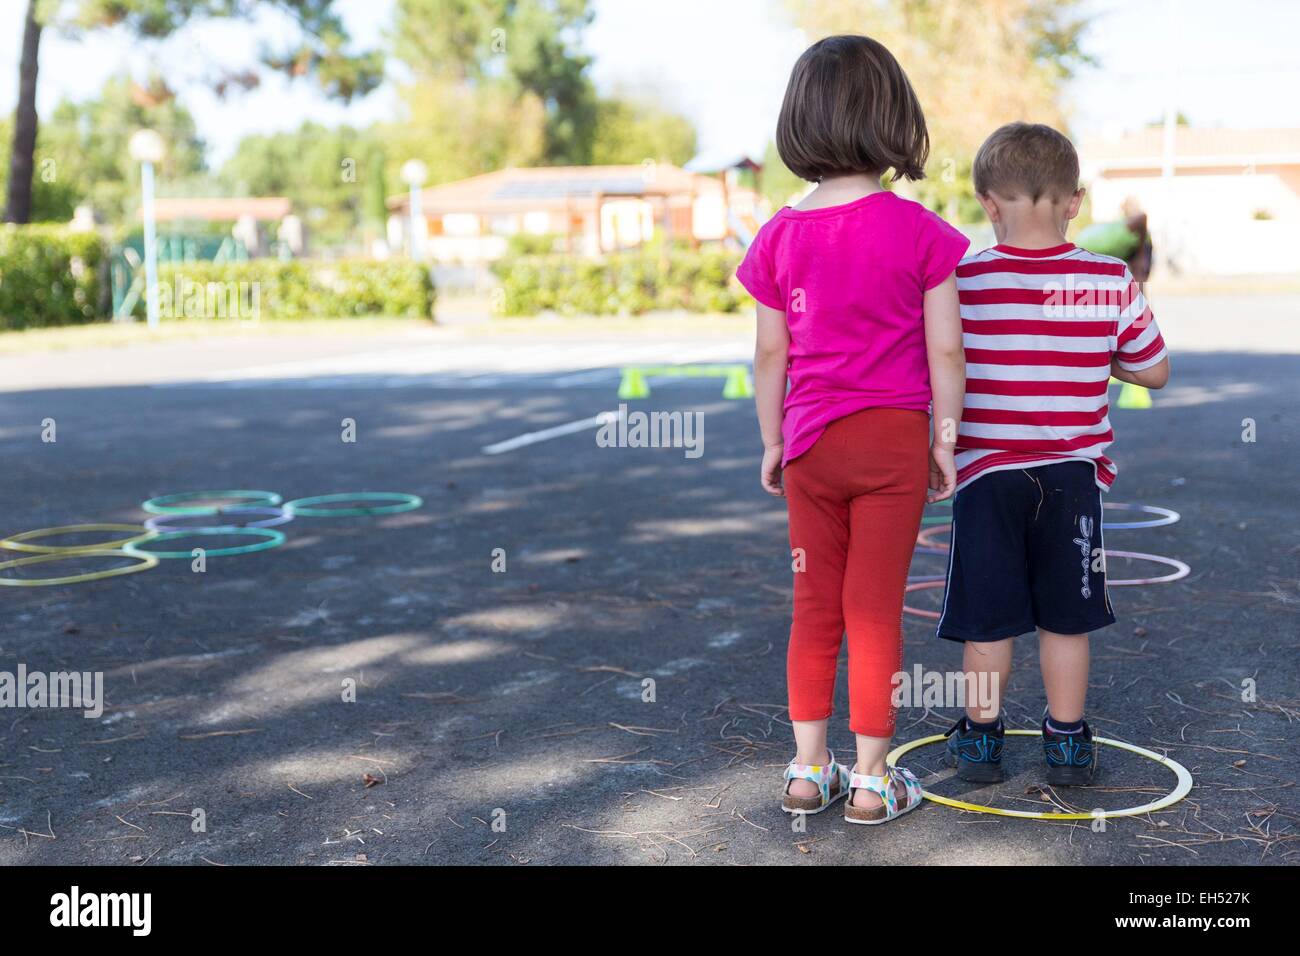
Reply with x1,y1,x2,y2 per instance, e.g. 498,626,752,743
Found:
481,411,617,455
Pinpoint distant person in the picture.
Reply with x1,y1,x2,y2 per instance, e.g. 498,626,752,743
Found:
1076,195,1154,288
735,34,968,825
1122,196,1154,285
939,123,1171,787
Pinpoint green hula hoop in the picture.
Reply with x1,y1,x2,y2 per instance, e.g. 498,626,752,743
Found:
124,527,286,559
1,523,155,554
142,490,283,515
0,549,159,587
284,493,423,517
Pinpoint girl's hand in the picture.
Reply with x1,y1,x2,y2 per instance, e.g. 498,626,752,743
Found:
760,443,785,497
927,444,956,503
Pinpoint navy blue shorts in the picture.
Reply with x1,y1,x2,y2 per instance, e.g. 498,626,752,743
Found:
937,461,1116,643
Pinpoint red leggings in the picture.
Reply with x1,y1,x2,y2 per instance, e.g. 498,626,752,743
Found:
783,408,929,737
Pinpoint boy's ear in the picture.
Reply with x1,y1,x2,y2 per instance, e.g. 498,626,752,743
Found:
975,191,1000,223
1067,187,1086,221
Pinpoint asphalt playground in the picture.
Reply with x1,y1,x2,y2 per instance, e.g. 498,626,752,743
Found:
0,306,1296,866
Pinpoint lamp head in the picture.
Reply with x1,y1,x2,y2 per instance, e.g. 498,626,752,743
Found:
129,129,165,165
400,159,428,187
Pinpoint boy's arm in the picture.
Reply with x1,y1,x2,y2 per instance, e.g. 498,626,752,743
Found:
1112,264,1169,389
753,302,790,497
1111,355,1170,389
924,272,965,503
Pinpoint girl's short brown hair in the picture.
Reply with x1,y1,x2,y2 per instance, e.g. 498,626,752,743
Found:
776,35,929,184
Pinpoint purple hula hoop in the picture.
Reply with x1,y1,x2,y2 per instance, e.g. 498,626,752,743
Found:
144,505,293,534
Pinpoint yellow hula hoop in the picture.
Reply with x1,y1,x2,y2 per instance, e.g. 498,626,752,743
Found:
0,549,159,587
887,729,1193,821
0,523,155,554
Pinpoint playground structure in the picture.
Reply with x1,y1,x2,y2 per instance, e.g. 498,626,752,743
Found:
110,234,250,319
110,196,301,319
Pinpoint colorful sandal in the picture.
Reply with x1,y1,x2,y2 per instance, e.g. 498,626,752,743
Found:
781,751,851,815
844,765,924,825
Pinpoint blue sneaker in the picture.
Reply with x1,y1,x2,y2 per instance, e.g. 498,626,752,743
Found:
944,716,1005,783
1042,718,1098,785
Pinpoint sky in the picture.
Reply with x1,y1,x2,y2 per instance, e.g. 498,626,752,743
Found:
1,0,1298,169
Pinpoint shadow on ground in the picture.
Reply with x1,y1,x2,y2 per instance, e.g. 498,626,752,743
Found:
0,353,1296,865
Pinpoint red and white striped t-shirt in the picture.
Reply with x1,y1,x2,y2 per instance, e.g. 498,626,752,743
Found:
953,242,1167,492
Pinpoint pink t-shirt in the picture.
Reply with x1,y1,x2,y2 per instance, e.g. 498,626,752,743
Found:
735,191,969,465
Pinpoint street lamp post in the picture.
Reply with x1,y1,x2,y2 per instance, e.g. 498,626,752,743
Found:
129,129,166,329
400,159,428,260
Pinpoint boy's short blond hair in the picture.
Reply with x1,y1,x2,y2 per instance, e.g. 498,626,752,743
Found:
973,122,1079,202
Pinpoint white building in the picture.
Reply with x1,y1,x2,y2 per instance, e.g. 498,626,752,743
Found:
1083,127,1300,275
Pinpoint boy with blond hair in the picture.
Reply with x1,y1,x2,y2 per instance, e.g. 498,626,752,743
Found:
940,122,1170,784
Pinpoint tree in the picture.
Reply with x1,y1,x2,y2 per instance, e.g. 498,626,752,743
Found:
362,145,388,232
759,140,806,210
391,0,598,168
590,96,697,167
378,76,548,192
500,0,598,165
0,117,79,221
390,0,501,82
0,73,206,222
787,0,1092,220
220,121,376,246
5,0,44,223
391,0,699,181
4,0,382,223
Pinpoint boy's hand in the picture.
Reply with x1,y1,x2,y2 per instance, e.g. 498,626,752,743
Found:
927,444,956,503
760,443,785,497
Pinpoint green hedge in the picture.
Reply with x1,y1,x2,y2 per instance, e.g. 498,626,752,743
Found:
0,225,107,330
0,225,434,330
135,259,435,321
490,246,746,316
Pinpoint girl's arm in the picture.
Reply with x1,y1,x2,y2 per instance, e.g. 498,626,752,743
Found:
753,302,790,497
924,272,965,503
